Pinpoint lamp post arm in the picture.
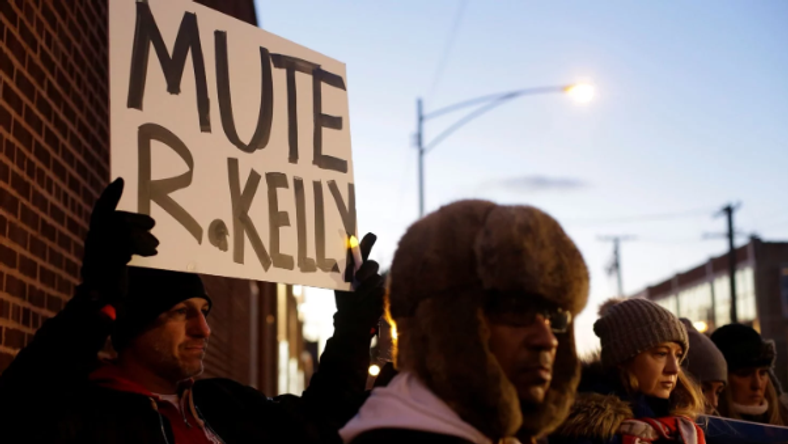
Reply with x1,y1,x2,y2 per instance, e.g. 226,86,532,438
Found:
422,85,568,153
424,93,514,153
422,85,568,121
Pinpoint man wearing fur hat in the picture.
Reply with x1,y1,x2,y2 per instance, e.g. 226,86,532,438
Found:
339,200,589,444
0,179,384,444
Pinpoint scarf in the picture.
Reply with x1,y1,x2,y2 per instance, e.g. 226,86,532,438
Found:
732,399,769,416
618,416,705,444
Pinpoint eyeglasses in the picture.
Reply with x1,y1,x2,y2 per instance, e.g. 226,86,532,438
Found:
483,292,573,333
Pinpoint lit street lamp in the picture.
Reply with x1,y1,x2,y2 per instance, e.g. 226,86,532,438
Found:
415,83,595,217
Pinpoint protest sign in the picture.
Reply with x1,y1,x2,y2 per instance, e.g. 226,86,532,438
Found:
110,0,356,290
702,415,788,444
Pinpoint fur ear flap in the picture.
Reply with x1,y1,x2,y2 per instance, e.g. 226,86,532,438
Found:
598,298,627,318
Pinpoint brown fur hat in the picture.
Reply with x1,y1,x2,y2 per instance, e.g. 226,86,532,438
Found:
387,200,589,440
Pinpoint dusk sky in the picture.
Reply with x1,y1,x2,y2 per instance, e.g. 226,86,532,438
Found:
254,0,788,354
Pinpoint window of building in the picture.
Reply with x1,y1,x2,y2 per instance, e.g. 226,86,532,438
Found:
655,295,678,316
677,283,713,325
713,274,731,327
712,266,756,326
736,267,757,322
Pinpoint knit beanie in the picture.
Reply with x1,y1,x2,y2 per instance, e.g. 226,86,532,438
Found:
111,266,212,351
679,318,727,384
710,324,775,373
593,298,689,369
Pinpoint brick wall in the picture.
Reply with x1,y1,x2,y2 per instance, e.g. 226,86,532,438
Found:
0,0,282,390
753,241,788,388
1,0,108,369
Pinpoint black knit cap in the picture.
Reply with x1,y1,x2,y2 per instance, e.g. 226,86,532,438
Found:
710,324,774,373
111,266,212,351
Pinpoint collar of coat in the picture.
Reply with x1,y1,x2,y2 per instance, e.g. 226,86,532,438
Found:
88,361,196,399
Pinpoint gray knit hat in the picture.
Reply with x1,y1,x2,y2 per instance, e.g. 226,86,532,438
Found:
593,298,689,369
679,318,727,384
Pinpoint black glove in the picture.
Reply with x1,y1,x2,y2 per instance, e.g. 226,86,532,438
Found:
334,233,385,336
80,178,159,305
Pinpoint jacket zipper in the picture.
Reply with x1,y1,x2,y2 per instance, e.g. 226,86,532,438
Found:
156,409,172,444
195,406,227,444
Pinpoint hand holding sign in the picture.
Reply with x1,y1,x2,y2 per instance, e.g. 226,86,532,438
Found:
334,233,385,337
81,178,159,305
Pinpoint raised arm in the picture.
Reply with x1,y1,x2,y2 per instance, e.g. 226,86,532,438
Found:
298,233,385,432
0,178,158,398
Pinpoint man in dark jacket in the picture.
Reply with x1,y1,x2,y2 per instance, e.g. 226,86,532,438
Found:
339,201,590,444
0,179,384,444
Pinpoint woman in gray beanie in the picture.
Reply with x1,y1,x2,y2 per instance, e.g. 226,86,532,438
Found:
552,298,705,444
679,318,727,414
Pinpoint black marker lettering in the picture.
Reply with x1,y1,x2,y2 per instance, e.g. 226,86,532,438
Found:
266,173,294,270
215,31,274,153
313,69,348,173
127,3,210,132
138,123,202,243
313,180,339,273
294,177,317,273
208,219,229,252
327,180,356,237
227,158,272,270
272,54,319,165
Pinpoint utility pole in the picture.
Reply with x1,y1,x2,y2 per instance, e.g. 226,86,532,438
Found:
417,98,424,217
599,236,636,297
717,203,740,323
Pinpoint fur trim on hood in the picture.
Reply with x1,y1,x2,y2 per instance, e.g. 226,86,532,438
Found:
553,393,633,440
553,354,633,440
388,200,589,440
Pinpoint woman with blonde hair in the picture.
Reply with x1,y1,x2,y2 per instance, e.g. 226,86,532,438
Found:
711,324,788,426
551,298,706,444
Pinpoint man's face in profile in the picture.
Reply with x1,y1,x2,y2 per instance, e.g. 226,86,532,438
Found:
485,294,565,404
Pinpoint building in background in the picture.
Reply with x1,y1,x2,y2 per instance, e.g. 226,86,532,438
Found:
0,0,311,395
631,237,788,386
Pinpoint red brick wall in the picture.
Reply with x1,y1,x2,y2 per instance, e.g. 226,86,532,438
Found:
1,0,108,369
0,0,277,389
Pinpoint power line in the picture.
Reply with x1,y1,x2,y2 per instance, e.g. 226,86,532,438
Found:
425,0,468,99
635,236,708,245
562,208,716,226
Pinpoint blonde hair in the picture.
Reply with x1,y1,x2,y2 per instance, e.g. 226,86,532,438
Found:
618,367,706,419
718,375,787,426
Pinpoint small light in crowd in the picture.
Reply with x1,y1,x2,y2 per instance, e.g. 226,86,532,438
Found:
369,364,381,376
693,320,708,333
348,235,360,249
565,83,596,104
390,323,398,340
292,285,303,297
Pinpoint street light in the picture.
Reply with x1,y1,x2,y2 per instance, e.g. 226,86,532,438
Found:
415,83,595,217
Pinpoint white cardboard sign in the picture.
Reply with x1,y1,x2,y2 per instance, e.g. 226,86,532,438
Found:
110,0,356,290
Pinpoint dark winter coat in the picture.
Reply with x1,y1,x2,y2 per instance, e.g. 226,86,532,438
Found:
550,391,675,444
351,429,476,444
0,290,371,444
550,360,702,444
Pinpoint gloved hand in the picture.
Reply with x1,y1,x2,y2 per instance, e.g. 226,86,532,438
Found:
334,233,385,336
80,178,159,305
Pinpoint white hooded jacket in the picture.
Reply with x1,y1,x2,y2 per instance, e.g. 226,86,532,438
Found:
339,371,497,444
